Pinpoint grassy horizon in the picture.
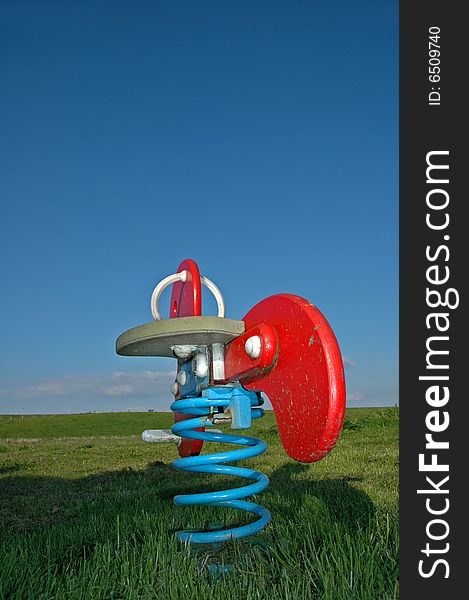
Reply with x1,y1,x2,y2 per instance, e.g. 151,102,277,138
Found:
1,408,398,599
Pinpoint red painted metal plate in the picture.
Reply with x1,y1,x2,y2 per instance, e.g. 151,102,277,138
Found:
242,294,346,463
223,323,278,384
170,259,204,458
169,259,202,320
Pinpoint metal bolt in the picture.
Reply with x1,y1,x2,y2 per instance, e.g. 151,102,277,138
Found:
177,370,188,385
172,345,196,359
192,353,209,378
244,335,262,359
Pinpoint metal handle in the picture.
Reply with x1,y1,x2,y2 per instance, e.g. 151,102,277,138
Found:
150,270,226,321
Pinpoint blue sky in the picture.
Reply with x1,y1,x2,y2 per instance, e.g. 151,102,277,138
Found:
0,1,398,414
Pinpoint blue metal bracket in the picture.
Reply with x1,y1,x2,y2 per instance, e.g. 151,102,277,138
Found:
201,386,259,429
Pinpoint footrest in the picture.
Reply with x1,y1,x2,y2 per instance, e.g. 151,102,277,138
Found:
142,429,179,443
142,428,223,443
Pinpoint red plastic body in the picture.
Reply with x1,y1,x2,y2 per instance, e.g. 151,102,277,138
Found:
169,259,202,320
170,259,204,458
240,294,346,463
168,260,346,464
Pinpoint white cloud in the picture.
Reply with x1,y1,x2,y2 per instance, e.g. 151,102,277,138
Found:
346,390,364,402
0,369,398,414
343,357,357,368
345,384,399,407
0,370,177,400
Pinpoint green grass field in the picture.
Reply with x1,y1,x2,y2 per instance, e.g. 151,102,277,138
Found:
0,408,398,599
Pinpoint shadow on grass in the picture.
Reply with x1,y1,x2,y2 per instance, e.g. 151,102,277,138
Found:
0,458,374,539
0,458,386,594
268,462,374,530
0,463,24,475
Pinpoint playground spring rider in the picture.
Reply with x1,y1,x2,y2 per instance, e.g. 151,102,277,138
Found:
116,259,346,545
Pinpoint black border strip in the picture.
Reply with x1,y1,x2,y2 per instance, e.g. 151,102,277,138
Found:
400,2,465,596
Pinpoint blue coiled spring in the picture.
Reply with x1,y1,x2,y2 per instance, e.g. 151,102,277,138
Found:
170,388,271,544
